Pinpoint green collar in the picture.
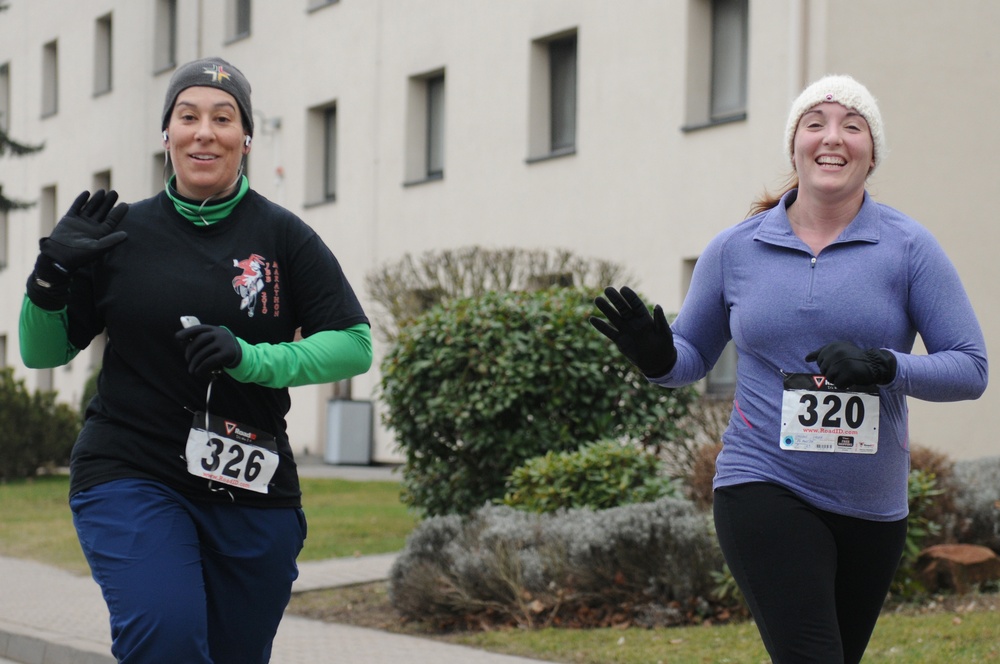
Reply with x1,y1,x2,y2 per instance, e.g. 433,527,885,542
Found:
166,175,249,225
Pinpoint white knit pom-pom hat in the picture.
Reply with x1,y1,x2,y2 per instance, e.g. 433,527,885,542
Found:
785,74,885,173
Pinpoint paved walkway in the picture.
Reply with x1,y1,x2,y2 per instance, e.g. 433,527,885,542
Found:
0,462,551,664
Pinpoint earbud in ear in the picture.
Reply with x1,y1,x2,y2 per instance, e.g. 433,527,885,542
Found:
244,135,252,147
162,131,169,142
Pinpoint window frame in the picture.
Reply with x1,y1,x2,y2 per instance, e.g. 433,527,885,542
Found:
41,40,59,118
425,73,445,180
307,0,340,12
402,68,446,186
709,0,749,123
94,13,113,96
0,203,8,271
304,101,338,206
548,34,578,154
153,0,178,73
0,62,10,132
226,0,252,42
323,105,337,201
680,0,749,133
526,28,579,163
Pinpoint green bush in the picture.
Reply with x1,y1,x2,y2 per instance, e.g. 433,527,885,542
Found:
380,287,697,517
502,439,680,513
0,367,81,480
891,468,945,598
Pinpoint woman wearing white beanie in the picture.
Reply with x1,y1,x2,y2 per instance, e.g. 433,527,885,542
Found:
592,74,987,662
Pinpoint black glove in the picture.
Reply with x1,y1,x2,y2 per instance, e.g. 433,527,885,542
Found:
27,190,129,310
40,190,129,273
175,324,243,379
590,286,677,378
805,341,897,388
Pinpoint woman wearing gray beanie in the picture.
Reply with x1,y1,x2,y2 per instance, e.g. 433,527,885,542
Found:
592,74,987,663
20,57,372,663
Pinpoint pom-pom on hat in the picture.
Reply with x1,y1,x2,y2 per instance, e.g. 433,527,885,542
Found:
784,74,885,172
161,57,253,136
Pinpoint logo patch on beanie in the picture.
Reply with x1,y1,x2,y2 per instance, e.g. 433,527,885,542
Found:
203,64,232,84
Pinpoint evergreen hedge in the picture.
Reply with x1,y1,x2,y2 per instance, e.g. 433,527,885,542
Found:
0,368,80,480
379,287,697,516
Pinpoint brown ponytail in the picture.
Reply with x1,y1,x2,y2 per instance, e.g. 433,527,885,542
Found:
747,173,799,218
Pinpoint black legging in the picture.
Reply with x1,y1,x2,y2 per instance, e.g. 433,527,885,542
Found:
714,482,908,664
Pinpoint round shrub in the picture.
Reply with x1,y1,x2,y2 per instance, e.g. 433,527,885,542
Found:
951,456,1000,553
388,498,724,629
502,439,680,513
380,287,697,516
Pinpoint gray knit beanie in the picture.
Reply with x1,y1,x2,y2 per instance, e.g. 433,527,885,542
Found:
161,57,253,136
785,74,885,172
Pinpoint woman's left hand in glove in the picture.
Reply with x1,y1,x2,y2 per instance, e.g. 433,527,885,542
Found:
175,324,243,379
805,341,896,388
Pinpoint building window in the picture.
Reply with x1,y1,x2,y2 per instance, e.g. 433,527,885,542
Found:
527,30,578,162
305,102,337,204
549,35,577,152
94,14,113,96
307,0,340,10
323,106,337,200
425,74,445,178
93,169,112,193
154,0,178,72
682,0,748,131
330,378,352,400
227,0,251,41
0,63,9,132
0,205,8,270
710,0,748,121
706,342,738,396
39,185,57,238
683,257,736,396
42,40,58,117
403,69,445,185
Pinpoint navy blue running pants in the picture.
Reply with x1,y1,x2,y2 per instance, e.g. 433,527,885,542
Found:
71,478,306,664
713,482,907,664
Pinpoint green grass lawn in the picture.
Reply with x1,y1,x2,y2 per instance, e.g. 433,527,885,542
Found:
0,475,85,572
0,474,417,574
445,610,1000,663
297,476,418,560
4,474,998,662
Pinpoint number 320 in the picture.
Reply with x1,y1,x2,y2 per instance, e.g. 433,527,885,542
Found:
797,394,865,429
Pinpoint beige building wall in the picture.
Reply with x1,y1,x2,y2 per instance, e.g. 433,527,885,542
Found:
0,0,997,463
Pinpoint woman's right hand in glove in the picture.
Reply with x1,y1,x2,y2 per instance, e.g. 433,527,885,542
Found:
589,286,677,378
39,189,129,275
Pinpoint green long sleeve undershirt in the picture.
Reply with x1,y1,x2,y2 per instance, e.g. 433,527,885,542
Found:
19,295,372,389
19,296,80,368
227,324,372,388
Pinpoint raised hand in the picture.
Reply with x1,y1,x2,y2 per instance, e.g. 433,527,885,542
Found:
40,190,129,274
590,286,677,378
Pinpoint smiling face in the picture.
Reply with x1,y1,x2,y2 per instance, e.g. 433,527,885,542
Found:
164,86,250,200
792,101,875,203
